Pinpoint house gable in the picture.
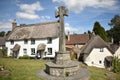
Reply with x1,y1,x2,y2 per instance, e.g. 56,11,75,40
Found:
80,35,114,68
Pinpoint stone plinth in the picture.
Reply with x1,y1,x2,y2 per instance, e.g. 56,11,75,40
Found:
45,51,79,77
45,61,79,77
54,51,71,65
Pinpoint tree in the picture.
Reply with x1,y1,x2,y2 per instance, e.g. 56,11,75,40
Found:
108,15,120,44
0,31,5,37
93,21,108,41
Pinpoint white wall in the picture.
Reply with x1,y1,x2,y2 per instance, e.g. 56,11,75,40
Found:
114,47,120,59
6,37,59,58
85,48,113,68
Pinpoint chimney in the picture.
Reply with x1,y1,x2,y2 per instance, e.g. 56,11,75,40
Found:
111,37,114,44
67,31,70,41
12,19,17,31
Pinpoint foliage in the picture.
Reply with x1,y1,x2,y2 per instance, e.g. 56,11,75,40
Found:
0,31,11,37
112,56,120,73
108,15,120,44
0,47,7,57
93,21,108,42
84,30,92,34
0,31,5,37
19,55,30,59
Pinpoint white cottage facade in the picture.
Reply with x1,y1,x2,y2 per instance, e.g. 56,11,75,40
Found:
80,35,113,68
6,20,59,58
85,47,113,68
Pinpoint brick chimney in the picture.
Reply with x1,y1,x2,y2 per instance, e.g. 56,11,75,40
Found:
12,19,17,31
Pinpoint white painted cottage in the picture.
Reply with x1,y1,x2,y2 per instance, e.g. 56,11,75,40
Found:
79,35,114,68
6,20,59,59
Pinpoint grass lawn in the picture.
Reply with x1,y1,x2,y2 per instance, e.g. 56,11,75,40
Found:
0,58,46,80
0,58,120,80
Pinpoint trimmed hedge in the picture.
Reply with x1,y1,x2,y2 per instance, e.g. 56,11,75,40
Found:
19,55,30,59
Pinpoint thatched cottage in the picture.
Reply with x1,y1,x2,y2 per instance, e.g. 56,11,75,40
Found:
79,35,114,68
6,20,59,58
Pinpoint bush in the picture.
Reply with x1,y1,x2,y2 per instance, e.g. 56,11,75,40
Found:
19,55,30,59
112,56,120,73
0,47,7,57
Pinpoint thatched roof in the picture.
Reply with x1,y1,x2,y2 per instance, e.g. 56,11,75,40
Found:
7,21,59,40
37,43,46,51
81,35,114,54
12,44,21,51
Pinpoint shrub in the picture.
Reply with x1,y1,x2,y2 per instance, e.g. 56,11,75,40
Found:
112,56,120,73
0,47,7,57
19,55,30,59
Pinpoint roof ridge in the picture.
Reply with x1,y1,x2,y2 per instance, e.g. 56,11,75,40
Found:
17,21,59,27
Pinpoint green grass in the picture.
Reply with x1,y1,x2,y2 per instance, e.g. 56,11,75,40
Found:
0,58,120,80
87,66,120,80
0,58,46,80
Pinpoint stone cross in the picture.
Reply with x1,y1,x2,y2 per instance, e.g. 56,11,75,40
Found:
55,6,68,53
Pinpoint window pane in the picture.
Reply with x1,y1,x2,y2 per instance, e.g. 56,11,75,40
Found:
10,40,14,45
31,39,35,44
31,48,35,55
48,48,52,55
23,49,27,55
24,39,28,44
47,38,52,44
100,48,104,52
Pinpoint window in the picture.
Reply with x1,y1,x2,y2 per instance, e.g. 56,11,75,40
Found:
99,60,102,64
31,39,35,44
10,40,14,45
24,39,28,44
92,61,94,64
48,48,52,55
47,38,52,44
23,49,27,55
100,48,104,52
31,48,35,55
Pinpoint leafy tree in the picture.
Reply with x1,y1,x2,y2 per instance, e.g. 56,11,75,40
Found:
108,15,120,44
0,31,5,37
84,30,92,34
93,21,108,41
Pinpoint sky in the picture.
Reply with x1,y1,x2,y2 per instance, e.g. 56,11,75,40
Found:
0,0,120,34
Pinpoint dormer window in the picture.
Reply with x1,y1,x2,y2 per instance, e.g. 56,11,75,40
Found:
47,38,52,44
31,39,35,44
10,40,14,45
24,39,28,44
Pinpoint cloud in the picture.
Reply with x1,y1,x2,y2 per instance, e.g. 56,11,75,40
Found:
65,23,83,33
0,21,12,31
16,12,40,20
16,1,44,20
53,0,117,13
